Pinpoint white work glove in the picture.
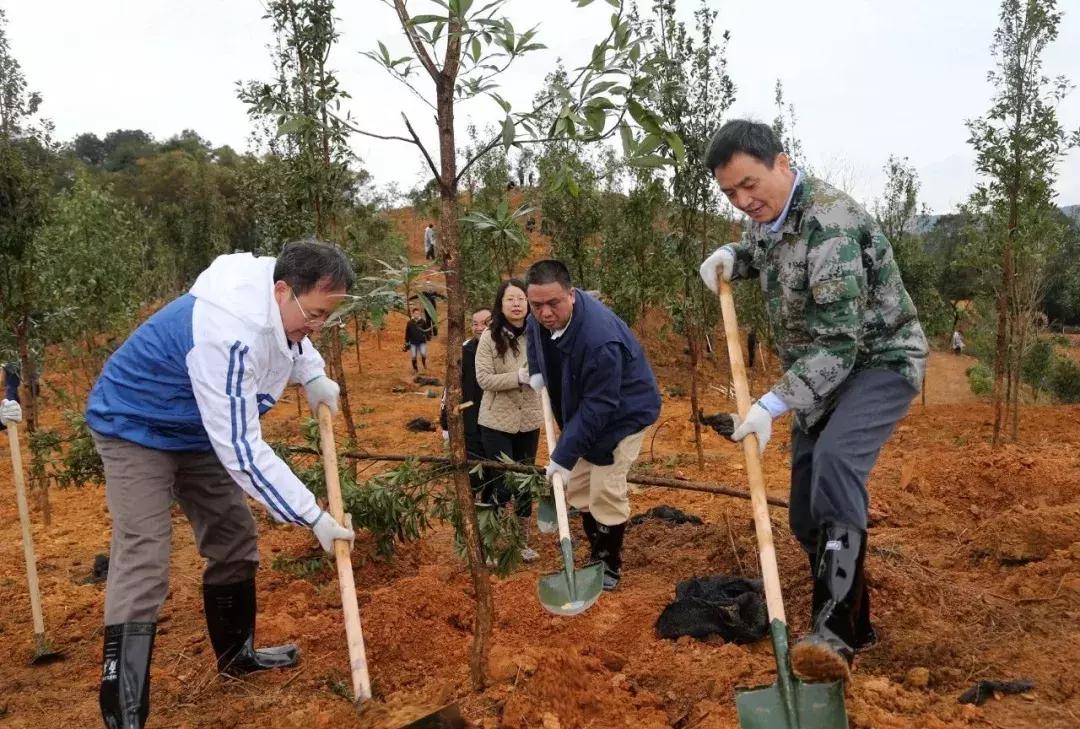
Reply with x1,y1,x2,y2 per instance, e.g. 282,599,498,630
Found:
545,459,573,486
0,399,22,425
304,375,340,416
517,367,530,385
699,245,736,294
729,402,773,455
441,429,450,442
311,510,355,553
528,373,545,391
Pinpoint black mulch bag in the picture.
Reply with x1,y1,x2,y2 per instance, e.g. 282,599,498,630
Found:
406,417,436,432
629,506,704,527
655,575,769,644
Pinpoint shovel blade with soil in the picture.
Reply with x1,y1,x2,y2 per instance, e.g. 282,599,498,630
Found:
735,621,846,729
537,534,604,616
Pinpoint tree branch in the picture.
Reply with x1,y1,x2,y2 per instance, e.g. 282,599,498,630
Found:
393,0,441,81
281,445,790,508
401,112,442,184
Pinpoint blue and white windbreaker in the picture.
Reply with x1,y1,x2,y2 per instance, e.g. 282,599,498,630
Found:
86,253,325,526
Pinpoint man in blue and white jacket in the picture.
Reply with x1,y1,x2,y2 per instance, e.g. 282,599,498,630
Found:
86,239,355,729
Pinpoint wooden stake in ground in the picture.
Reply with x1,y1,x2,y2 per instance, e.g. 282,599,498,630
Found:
316,403,371,705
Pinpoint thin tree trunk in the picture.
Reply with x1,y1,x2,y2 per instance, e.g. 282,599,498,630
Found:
992,233,1015,447
437,64,492,691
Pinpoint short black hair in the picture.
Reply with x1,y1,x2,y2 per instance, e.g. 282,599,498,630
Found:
273,238,355,294
704,119,784,173
526,259,572,290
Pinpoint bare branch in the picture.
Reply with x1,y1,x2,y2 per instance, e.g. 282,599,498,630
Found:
401,112,442,184
359,51,439,113
393,0,441,81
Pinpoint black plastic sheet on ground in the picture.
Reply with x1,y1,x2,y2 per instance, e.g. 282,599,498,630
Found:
629,505,703,527
655,575,768,644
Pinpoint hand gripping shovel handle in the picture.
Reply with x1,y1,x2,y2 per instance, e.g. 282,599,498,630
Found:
317,404,372,705
715,278,787,626
6,424,48,641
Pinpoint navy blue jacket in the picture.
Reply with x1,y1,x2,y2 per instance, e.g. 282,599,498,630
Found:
527,289,661,467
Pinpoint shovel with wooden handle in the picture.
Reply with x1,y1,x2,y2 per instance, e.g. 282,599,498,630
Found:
5,422,63,665
316,404,465,728
535,388,604,617
714,279,847,729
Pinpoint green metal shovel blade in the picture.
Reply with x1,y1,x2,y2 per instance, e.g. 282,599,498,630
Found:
537,538,604,616
536,496,557,534
736,681,847,729
735,620,847,729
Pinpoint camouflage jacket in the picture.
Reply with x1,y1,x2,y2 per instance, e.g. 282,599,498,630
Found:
728,175,927,431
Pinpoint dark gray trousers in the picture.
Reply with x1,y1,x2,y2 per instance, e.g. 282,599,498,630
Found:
788,369,916,554
93,433,260,624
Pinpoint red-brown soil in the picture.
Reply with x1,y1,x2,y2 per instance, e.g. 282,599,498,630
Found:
0,219,1077,728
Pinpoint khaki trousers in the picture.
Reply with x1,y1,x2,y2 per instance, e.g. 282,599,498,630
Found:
564,428,646,526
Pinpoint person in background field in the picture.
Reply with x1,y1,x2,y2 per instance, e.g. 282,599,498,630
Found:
441,308,492,496
952,329,964,355
424,223,437,260
404,307,430,372
84,239,356,728
474,280,543,563
698,119,927,683
525,260,662,590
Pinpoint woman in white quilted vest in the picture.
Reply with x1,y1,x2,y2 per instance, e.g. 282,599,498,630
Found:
474,278,543,562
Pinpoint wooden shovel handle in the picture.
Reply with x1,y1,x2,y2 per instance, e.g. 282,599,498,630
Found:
539,389,572,542
316,404,371,704
716,278,787,625
6,424,47,638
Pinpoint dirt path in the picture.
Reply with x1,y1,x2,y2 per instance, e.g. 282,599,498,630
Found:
922,351,983,405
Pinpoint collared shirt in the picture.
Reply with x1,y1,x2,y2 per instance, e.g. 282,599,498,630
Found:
550,310,573,340
767,168,803,234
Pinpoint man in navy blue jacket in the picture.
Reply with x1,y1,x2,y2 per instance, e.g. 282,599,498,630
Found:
525,260,661,590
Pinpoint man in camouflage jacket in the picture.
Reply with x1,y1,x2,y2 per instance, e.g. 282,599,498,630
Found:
699,120,927,683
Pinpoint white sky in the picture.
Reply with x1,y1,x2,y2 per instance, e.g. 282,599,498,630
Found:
5,0,1080,214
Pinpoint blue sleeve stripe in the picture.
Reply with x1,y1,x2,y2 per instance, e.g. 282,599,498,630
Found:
235,345,309,526
226,342,297,525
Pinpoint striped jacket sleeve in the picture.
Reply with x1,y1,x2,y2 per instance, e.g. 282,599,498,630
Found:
187,338,320,526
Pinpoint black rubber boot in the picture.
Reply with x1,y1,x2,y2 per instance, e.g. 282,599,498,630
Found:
593,521,626,591
806,549,877,651
100,622,155,729
580,511,600,557
791,524,867,682
203,579,299,675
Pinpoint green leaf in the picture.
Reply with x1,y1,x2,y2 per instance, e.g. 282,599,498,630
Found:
585,106,606,135
378,41,390,64
619,123,634,157
471,37,482,62
637,133,662,156
489,92,511,113
667,131,686,165
606,0,621,6
410,14,446,24
626,154,668,169
502,115,515,149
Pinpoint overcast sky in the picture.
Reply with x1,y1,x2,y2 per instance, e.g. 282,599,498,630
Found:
6,0,1080,214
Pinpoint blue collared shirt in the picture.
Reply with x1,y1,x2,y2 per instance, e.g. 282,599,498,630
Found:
767,168,803,234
